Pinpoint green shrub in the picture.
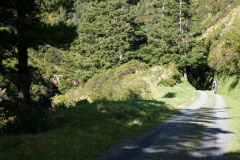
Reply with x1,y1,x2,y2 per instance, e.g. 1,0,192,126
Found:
0,88,7,103
52,61,182,106
51,87,88,108
114,80,151,101
84,60,149,101
157,64,181,87
51,95,70,107
158,78,176,87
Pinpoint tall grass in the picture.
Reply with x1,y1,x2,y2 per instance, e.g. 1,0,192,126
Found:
223,95,240,160
217,74,240,160
217,74,240,99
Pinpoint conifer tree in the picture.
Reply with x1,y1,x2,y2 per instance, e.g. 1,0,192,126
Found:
72,0,144,78
0,0,43,104
0,0,76,104
137,0,191,79
136,0,183,65
0,1,76,131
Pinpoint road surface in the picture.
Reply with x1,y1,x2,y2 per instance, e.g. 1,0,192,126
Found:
97,91,230,160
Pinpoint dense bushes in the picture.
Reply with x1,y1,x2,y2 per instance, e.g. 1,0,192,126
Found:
52,60,181,107
158,78,179,87
84,60,149,101
202,6,240,74
84,61,180,102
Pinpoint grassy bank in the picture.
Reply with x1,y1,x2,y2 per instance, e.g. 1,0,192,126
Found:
152,80,199,110
218,74,240,99
223,95,240,160
0,81,198,160
217,75,240,159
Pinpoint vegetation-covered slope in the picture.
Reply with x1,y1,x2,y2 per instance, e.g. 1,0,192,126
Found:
28,0,240,92
0,61,198,160
217,74,240,160
199,4,240,74
51,60,181,106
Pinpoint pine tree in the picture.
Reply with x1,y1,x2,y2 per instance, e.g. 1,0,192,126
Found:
135,0,182,66
0,0,76,103
0,0,77,132
71,0,144,78
0,0,43,104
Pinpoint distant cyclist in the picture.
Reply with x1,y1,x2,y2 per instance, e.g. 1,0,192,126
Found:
212,80,219,94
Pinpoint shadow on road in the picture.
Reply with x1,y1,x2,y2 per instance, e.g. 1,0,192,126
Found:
102,103,234,160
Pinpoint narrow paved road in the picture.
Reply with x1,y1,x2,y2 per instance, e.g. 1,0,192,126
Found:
98,91,231,160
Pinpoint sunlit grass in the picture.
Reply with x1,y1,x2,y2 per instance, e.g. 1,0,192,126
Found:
154,80,199,110
223,95,240,160
217,74,240,159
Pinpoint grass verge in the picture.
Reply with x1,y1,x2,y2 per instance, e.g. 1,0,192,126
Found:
153,80,199,110
0,81,198,160
217,74,240,159
222,95,240,160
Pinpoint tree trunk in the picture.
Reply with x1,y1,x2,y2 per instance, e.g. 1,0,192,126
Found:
16,9,31,105
179,0,188,81
0,55,2,70
184,67,188,81
162,2,165,18
119,53,123,60
179,0,182,34
17,43,30,104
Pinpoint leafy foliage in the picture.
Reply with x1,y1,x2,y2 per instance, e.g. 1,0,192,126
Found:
206,7,240,74
79,60,150,101
52,60,181,107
